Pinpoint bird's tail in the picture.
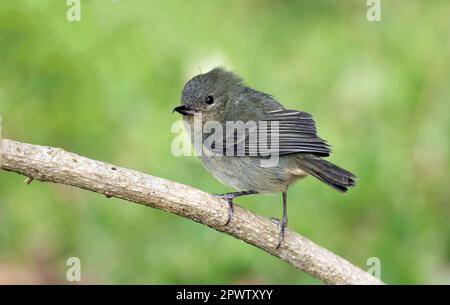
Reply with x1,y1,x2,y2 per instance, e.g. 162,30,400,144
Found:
298,155,356,192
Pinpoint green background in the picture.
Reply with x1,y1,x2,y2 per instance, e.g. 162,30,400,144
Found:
0,0,449,284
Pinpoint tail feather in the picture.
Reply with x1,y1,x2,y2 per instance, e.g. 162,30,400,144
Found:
298,155,356,192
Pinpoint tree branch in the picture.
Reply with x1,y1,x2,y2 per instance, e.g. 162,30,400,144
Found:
0,139,383,284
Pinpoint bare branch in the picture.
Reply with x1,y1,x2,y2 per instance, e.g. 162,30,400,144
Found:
0,139,383,284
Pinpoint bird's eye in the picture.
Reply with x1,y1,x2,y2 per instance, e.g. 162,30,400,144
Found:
205,95,214,105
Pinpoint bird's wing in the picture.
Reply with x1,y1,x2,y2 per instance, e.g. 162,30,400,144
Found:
256,109,331,156
208,109,331,157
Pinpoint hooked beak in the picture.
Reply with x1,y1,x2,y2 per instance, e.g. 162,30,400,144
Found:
172,105,196,116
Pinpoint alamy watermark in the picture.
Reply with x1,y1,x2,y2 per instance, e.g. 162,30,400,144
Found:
66,0,81,22
367,0,381,22
66,257,82,282
366,257,381,279
171,113,280,168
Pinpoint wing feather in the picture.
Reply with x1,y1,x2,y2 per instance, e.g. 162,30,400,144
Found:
207,109,331,157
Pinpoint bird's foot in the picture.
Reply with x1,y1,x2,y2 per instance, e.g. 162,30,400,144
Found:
271,216,288,249
212,191,258,226
212,193,234,225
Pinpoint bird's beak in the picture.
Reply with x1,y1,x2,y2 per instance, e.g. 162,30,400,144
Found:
172,105,195,116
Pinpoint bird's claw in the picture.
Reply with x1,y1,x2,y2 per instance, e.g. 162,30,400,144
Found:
272,217,288,249
213,194,234,225
224,199,233,225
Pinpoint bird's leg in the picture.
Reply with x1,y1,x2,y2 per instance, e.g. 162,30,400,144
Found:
212,190,258,225
274,192,288,249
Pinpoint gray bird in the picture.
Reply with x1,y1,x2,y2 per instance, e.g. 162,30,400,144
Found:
173,67,356,248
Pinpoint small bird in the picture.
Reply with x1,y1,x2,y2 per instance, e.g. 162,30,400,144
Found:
173,67,356,248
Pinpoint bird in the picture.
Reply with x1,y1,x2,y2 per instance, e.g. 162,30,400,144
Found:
173,67,356,249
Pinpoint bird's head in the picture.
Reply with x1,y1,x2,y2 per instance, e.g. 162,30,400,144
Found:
173,67,243,122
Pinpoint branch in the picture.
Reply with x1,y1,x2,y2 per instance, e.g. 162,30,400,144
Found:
0,139,383,285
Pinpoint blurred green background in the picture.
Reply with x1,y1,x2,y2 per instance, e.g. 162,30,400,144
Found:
0,0,449,284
